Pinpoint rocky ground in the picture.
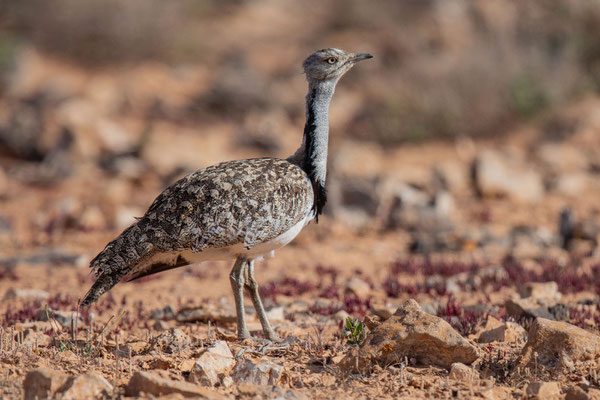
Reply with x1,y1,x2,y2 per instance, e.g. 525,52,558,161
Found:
1,48,600,399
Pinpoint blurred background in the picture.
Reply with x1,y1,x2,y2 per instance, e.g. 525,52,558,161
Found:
3,2,600,394
0,0,599,263
2,0,600,363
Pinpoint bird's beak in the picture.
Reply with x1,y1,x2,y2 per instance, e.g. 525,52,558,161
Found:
350,53,374,62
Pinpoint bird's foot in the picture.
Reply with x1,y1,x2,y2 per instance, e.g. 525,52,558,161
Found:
264,332,282,343
241,336,272,346
237,329,251,341
235,337,291,358
237,331,281,346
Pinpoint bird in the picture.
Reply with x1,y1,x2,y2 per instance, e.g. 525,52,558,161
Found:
80,48,373,341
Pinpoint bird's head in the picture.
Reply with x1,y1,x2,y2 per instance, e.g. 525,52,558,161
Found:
303,48,373,81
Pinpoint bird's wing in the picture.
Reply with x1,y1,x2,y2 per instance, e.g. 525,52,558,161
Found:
129,158,312,268
84,157,313,298
126,254,190,281
120,158,312,281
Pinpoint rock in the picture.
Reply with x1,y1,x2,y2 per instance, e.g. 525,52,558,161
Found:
345,277,371,298
519,282,561,300
328,177,380,228
311,298,343,315
381,180,454,234
586,388,600,400
6,249,85,268
153,320,169,330
126,370,225,399
237,383,308,400
99,151,148,180
125,340,147,355
370,304,394,321
35,308,83,328
265,306,285,322
481,386,512,400
519,318,600,369
505,297,567,321
3,288,49,301
23,368,70,400
477,322,527,343
363,315,381,330
231,358,284,385
477,265,509,282
20,329,52,347
572,239,597,257
23,369,112,399
525,381,561,399
179,359,196,373
79,206,106,231
425,275,458,294
432,161,469,193
177,304,237,324
482,315,503,331
548,303,570,321
565,385,600,400
463,303,500,318
432,191,455,219
153,328,191,354
14,321,52,332
147,356,176,370
379,178,429,212
448,362,478,382
221,376,234,388
473,150,544,203
565,386,589,400
113,343,134,358
60,372,113,400
419,302,440,316
236,383,262,397
332,310,350,322
337,178,379,216
189,341,235,386
95,118,138,154
0,167,7,198
556,173,592,196
339,299,479,371
509,235,543,260
150,305,175,320
443,276,462,294
408,228,458,254
559,207,600,251
287,301,309,314
536,142,588,172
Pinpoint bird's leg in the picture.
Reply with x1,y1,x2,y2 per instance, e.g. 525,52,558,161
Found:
244,259,278,341
229,256,250,340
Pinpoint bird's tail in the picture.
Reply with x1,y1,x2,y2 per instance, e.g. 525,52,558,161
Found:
80,222,153,308
80,270,127,308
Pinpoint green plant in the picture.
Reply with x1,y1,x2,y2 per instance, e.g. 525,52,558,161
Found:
510,75,549,118
0,34,18,74
57,341,75,352
48,308,127,359
342,317,366,345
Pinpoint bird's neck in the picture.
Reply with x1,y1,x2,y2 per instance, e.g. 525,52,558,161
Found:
289,79,336,220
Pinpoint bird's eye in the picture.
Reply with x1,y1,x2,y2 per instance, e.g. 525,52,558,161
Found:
326,57,337,64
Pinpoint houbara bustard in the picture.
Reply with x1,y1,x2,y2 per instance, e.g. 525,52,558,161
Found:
81,48,373,341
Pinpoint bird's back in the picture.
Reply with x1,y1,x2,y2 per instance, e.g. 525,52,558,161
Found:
144,157,313,252
81,157,313,306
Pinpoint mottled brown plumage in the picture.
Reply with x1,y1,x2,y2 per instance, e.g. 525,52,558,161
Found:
81,158,312,306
